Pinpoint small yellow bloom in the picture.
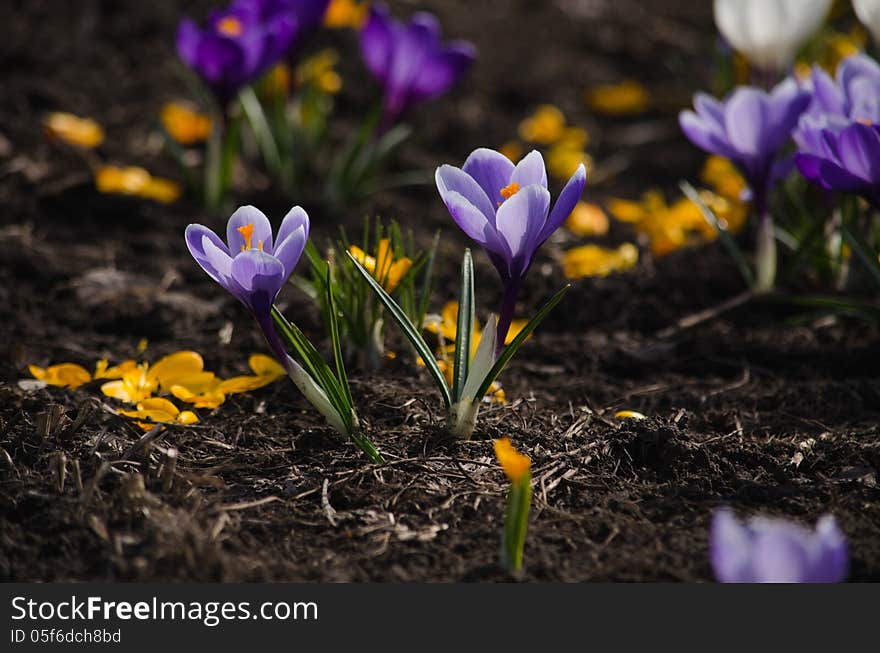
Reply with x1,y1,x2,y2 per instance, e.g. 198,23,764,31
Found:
614,410,646,420
564,201,609,237
349,238,412,292
94,166,181,204
296,50,343,95
160,102,213,145
119,397,198,431
28,363,92,389
547,144,593,181
494,437,531,484
43,112,104,149
499,140,524,162
585,80,650,116
518,105,567,144
562,243,638,279
323,0,369,29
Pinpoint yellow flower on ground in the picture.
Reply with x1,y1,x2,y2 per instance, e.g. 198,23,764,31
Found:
28,363,92,389
323,0,369,29
119,397,198,431
547,144,593,181
43,112,104,149
700,155,747,203
94,166,182,204
494,437,531,484
296,50,343,94
564,201,609,237
101,351,212,404
172,353,285,408
93,359,138,380
499,140,524,163
562,243,638,278
614,410,646,420
160,102,213,145
518,105,567,144
585,80,650,116
349,238,412,293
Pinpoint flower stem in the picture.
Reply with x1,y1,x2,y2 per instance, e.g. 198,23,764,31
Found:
754,209,776,294
496,279,521,356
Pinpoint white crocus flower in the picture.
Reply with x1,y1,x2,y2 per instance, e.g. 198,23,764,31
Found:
854,0,880,44
714,0,832,72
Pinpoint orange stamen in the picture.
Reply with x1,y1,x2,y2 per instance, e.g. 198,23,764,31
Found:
237,223,254,251
217,16,243,37
500,182,520,201
858,118,873,126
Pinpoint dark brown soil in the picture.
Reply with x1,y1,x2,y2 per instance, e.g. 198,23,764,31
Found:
1,0,879,582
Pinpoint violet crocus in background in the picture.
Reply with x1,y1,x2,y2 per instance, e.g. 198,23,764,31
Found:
436,148,586,348
795,55,880,206
679,79,811,291
359,3,476,128
177,0,297,108
710,508,848,583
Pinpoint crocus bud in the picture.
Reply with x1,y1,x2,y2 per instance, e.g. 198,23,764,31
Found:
713,0,832,73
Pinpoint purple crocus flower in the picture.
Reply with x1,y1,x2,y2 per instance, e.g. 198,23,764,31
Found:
177,1,298,107
794,56,880,205
680,78,811,212
243,0,330,54
436,148,586,346
185,205,309,365
359,3,476,126
710,508,848,583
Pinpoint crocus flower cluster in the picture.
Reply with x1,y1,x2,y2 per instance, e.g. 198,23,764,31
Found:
435,148,586,345
177,0,329,106
359,3,476,126
795,55,880,206
711,508,848,583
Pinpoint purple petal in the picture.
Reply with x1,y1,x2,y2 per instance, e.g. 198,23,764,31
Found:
510,150,548,189
435,170,501,250
359,4,394,84
227,205,275,253
809,65,845,117
540,163,587,244
276,205,310,248
408,41,476,103
185,224,232,288
680,110,738,160
750,525,812,583
694,92,726,128
274,207,309,277
724,88,770,156
435,164,497,223
494,184,550,277
230,249,286,316
176,19,202,68
812,515,848,582
710,509,754,583
461,148,515,206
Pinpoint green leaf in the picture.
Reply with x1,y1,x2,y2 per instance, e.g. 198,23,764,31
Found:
346,251,452,407
474,284,570,401
842,224,880,288
502,472,532,575
325,264,353,407
680,181,755,288
452,250,474,403
238,87,283,180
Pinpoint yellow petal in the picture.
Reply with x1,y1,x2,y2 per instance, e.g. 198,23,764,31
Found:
217,375,276,395
494,437,531,484
94,166,180,204
348,245,376,274
171,384,226,409
499,140,523,162
147,351,205,390
93,359,138,380
700,156,747,202
142,177,182,204
586,80,650,115
607,197,648,224
518,105,566,144
29,363,92,389
177,411,199,425
547,145,593,180
323,0,369,29
562,243,638,279
564,201,609,237
137,397,181,415
160,102,213,145
614,410,647,420
505,319,529,345
248,353,285,378
44,112,104,149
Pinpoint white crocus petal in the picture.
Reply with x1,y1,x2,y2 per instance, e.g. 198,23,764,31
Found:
714,0,832,72
460,314,498,403
285,358,348,436
854,0,880,44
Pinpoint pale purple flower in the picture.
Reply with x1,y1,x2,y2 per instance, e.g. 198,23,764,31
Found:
435,148,586,346
710,508,848,583
360,3,476,126
185,205,309,363
680,78,811,212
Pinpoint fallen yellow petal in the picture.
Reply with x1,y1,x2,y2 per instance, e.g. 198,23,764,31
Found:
93,359,138,380
564,201,609,237
94,166,180,204
518,105,567,144
562,243,638,279
147,351,205,391
160,102,213,145
494,437,531,484
29,363,92,389
171,384,226,409
248,353,285,378
499,140,524,163
614,410,647,420
547,144,593,180
586,80,650,116
44,112,104,149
